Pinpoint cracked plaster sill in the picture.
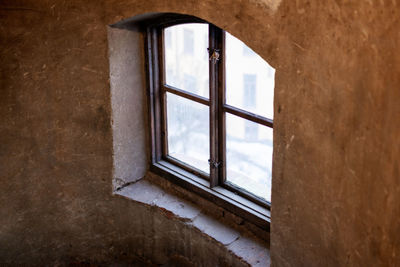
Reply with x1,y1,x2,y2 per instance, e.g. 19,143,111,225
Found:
114,178,271,267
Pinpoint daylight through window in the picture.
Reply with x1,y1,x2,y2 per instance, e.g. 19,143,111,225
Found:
147,20,275,210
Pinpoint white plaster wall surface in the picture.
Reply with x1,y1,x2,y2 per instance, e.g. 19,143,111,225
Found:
108,26,149,190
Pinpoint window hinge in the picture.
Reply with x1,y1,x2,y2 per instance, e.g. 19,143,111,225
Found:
208,48,220,64
208,159,222,168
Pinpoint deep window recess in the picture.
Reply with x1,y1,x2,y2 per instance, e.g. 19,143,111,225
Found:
146,17,275,229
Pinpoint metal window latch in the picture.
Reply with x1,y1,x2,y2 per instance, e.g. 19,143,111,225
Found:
208,48,220,64
208,159,222,168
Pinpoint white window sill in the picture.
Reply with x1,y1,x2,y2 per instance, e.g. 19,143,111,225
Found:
114,176,271,267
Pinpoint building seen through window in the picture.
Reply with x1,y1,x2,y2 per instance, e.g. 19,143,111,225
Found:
243,74,257,109
183,28,194,55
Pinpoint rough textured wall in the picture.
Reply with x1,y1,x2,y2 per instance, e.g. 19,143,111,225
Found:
0,0,274,265
271,2,400,266
0,0,399,266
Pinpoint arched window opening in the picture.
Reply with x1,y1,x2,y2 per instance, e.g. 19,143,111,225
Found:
146,15,275,227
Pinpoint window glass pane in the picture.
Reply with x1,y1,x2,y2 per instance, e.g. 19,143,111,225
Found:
225,32,275,119
164,24,209,98
166,92,210,174
225,113,272,202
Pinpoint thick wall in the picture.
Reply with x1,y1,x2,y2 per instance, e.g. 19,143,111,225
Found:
271,2,400,266
0,0,399,266
108,25,149,190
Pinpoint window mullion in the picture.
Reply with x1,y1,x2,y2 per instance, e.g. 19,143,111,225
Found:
158,27,168,159
148,27,164,163
217,30,226,186
208,25,221,188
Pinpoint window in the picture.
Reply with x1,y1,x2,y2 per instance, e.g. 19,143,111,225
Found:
242,74,257,109
146,17,275,228
183,28,194,55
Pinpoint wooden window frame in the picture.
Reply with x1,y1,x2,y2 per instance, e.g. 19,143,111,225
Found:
145,17,272,230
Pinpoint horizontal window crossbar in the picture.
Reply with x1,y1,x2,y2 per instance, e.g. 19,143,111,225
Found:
223,104,273,128
164,84,210,106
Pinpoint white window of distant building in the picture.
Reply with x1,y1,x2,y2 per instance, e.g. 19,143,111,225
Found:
183,28,194,55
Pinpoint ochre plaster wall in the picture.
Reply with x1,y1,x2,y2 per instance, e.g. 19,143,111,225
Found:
0,0,399,266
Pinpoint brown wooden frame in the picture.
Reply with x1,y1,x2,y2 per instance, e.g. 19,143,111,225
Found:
145,16,273,229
